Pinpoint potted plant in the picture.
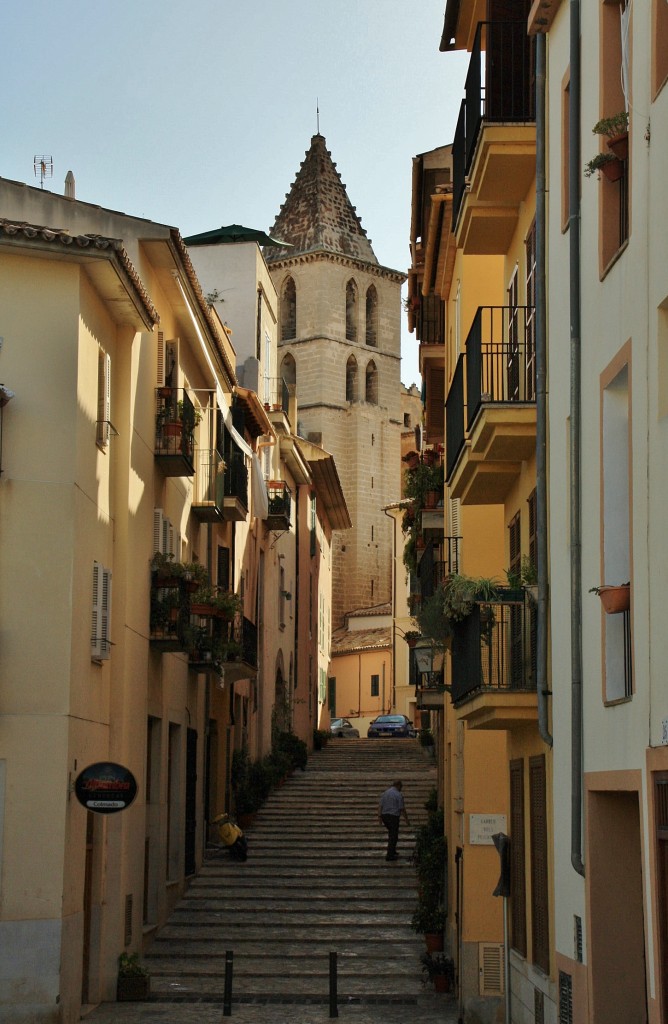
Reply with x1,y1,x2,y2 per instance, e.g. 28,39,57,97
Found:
584,151,624,182
411,904,446,948
592,110,629,159
117,952,150,1001
403,629,422,649
589,583,630,614
420,951,454,993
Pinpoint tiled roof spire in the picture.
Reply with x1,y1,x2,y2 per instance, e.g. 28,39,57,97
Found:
266,134,377,264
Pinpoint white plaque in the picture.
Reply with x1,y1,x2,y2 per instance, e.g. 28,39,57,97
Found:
469,813,507,845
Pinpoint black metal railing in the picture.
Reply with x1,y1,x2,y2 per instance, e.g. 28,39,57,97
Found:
155,387,196,460
450,589,536,704
452,21,536,227
465,305,536,430
233,615,258,670
445,353,466,482
266,378,290,415
223,449,248,508
266,481,292,529
418,537,462,600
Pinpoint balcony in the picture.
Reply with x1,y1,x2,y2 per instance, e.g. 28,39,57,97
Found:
264,377,291,433
418,537,462,601
150,576,189,652
154,387,196,477
450,589,538,729
220,449,249,521
192,449,225,522
228,615,259,682
452,21,536,252
266,481,292,532
446,306,536,504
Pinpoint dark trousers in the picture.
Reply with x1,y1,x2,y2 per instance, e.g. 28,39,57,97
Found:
381,813,400,857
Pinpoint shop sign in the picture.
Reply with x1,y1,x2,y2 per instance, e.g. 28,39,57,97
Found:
74,762,138,814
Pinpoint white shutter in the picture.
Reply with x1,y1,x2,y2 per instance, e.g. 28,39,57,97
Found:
157,331,165,386
153,509,164,555
449,497,461,537
96,350,111,447
479,943,504,996
91,561,112,661
167,521,175,557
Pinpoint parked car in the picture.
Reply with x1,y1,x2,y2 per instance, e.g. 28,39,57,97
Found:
367,714,417,738
330,717,360,738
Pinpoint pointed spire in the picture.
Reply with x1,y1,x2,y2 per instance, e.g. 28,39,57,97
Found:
266,135,377,264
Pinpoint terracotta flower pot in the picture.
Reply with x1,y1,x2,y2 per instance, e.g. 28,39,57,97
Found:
433,974,450,993
607,132,628,160
601,158,623,183
596,585,630,614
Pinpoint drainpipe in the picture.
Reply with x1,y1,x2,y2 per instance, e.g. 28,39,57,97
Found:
569,0,585,878
535,31,552,750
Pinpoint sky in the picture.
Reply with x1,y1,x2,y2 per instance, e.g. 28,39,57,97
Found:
2,1,468,388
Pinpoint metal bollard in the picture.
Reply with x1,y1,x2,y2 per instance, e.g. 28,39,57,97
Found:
329,950,338,1018
223,949,233,1016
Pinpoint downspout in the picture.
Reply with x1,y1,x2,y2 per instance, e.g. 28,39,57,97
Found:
569,0,585,877
535,31,552,750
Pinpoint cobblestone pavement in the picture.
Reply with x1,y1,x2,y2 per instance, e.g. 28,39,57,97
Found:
82,740,457,1023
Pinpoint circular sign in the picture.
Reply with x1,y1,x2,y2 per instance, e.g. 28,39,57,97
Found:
74,762,138,814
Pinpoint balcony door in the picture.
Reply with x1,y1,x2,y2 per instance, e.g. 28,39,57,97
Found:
507,269,520,402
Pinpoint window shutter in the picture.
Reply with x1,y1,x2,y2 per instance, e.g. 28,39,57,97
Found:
478,942,504,996
153,509,163,555
509,512,521,574
510,758,527,955
157,331,165,386
91,561,112,661
529,754,550,973
96,350,111,447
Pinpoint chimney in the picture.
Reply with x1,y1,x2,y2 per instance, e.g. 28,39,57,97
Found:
64,171,75,199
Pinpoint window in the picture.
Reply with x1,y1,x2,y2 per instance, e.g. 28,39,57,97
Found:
652,0,668,98
599,0,630,271
525,220,537,401
346,279,358,341
310,493,317,557
328,676,336,713
91,561,112,661
365,285,378,346
561,71,571,232
280,277,296,340
96,348,111,448
370,674,380,697
346,355,358,402
365,360,378,405
529,754,550,973
601,356,632,700
280,352,296,387
510,759,527,955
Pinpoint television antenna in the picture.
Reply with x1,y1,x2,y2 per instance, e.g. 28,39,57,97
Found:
33,155,53,189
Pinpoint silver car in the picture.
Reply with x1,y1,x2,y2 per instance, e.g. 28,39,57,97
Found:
330,717,360,738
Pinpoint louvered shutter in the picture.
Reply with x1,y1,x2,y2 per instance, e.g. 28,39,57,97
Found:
96,350,111,447
91,561,112,661
157,331,165,386
529,754,550,972
153,509,164,555
510,759,527,955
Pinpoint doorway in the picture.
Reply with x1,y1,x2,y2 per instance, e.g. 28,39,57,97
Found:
588,789,647,1024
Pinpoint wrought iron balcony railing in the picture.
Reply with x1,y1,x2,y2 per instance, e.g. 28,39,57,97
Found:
452,20,536,227
450,589,537,705
266,481,292,532
418,537,462,601
154,387,196,475
445,305,536,481
264,377,290,415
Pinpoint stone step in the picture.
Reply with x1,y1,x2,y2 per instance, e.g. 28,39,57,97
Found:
143,740,435,1003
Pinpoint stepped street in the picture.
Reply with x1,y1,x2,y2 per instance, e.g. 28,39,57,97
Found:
83,738,459,1023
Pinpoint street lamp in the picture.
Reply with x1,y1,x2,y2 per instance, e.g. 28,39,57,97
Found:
413,638,444,688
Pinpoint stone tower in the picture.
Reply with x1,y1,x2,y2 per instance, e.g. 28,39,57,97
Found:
265,134,405,626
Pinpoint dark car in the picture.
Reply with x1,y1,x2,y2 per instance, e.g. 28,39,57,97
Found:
367,714,416,738
330,717,360,738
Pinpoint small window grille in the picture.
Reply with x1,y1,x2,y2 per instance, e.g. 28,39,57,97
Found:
124,894,133,947
574,914,583,962
559,971,573,1024
534,987,545,1024
91,561,112,661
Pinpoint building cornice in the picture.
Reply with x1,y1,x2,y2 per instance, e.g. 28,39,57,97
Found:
266,247,406,284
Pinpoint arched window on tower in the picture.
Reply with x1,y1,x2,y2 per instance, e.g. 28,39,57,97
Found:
345,279,358,342
346,355,358,402
280,352,296,388
365,284,378,347
281,277,296,341
365,360,378,405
